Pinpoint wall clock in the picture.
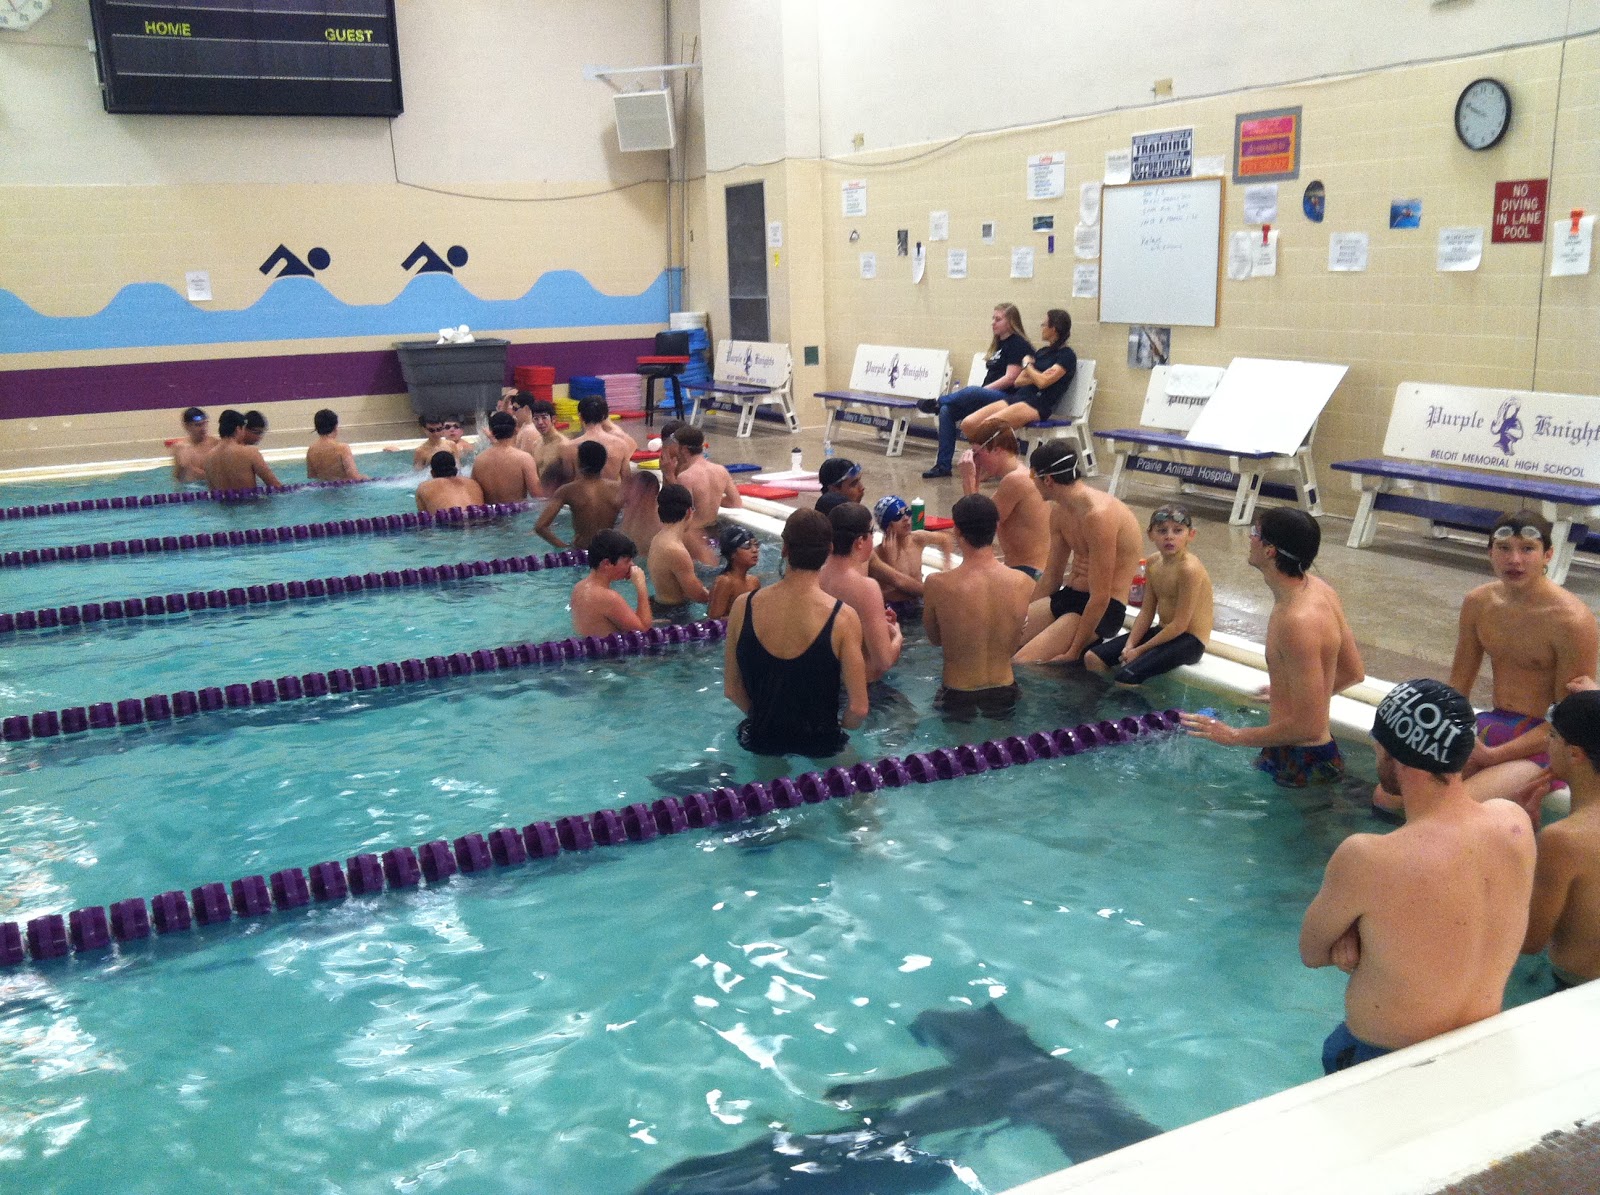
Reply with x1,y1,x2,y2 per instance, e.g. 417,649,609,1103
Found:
1455,78,1511,151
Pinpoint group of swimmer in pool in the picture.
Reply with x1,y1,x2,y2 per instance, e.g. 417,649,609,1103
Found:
172,391,1600,1072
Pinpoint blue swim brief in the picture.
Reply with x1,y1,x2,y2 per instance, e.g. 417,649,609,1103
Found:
1322,1021,1392,1074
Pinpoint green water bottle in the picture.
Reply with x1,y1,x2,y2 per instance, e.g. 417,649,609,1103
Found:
910,497,925,530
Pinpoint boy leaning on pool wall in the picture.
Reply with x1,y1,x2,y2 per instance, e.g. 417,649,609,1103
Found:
1084,505,1214,686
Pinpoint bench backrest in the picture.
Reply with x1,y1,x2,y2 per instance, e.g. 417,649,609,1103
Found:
968,354,1097,420
1383,382,1600,484
713,340,791,389
848,344,951,401
1139,364,1225,431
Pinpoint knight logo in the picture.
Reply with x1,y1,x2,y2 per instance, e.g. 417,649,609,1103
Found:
1490,398,1523,456
743,347,754,374
887,355,901,388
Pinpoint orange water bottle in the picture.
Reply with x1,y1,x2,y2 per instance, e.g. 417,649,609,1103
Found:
1129,559,1147,607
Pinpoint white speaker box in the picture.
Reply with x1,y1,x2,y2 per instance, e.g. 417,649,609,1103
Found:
614,89,675,152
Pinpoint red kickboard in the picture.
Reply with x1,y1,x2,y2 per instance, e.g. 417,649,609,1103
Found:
923,516,953,531
631,450,661,462
738,483,800,499
636,355,691,365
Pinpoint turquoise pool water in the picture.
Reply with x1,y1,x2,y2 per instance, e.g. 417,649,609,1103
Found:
0,461,1550,1194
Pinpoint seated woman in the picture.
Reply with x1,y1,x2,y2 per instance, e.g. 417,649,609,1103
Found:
956,308,1077,446
919,303,1033,479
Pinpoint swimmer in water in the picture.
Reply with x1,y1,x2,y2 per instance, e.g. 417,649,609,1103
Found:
870,494,953,622
570,529,653,636
170,407,219,485
525,398,573,494
470,411,541,504
411,416,459,470
415,450,485,514
707,525,762,621
646,483,710,624
205,409,282,492
535,439,623,550
305,408,368,482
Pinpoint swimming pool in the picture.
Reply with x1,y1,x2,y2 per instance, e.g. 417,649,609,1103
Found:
0,461,1552,1193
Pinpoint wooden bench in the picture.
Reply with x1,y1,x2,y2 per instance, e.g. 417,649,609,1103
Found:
817,345,952,457
1095,359,1343,525
1332,382,1600,585
685,339,799,437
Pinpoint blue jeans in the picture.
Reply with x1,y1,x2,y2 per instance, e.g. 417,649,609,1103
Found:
933,386,1001,469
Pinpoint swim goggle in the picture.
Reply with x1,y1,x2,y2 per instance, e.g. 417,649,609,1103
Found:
1150,506,1193,528
1491,525,1545,543
1033,454,1079,482
1249,523,1304,564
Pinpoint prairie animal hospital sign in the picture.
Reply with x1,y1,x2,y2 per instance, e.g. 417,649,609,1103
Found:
1384,382,1600,483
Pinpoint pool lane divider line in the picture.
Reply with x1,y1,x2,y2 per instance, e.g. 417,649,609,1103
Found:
0,477,379,524
0,549,588,637
0,501,536,570
0,611,710,743
0,710,1186,968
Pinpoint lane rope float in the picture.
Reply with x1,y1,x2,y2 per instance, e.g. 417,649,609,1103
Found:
0,711,1184,968
0,477,377,524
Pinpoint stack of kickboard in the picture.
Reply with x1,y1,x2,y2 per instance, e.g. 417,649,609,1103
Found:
597,374,644,417
512,365,556,403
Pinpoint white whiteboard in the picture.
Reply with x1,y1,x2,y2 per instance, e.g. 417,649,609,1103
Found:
1186,357,1347,454
1098,178,1223,328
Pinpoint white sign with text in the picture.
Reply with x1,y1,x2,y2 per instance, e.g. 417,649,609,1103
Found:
848,345,951,401
1383,382,1600,483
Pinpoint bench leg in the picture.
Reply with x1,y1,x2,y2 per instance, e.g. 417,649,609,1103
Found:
823,405,839,449
736,401,756,438
1294,454,1322,515
1550,521,1578,586
686,393,704,426
1105,448,1129,497
1346,481,1381,548
1230,469,1265,525
886,416,909,457
781,394,800,434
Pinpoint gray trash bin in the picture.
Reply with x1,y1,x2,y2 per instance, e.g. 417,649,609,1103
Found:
394,338,510,419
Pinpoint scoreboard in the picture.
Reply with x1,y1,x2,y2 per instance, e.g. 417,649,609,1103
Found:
90,0,403,117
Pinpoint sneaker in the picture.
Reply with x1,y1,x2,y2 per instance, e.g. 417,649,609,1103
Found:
915,399,940,415
921,466,952,479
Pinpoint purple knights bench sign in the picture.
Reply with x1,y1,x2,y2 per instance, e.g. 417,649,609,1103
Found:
1383,383,1600,484
848,345,950,401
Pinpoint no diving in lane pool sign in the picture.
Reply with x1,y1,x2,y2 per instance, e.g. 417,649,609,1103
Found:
1492,179,1548,244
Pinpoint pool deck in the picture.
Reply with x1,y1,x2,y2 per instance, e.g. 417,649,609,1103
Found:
6,422,1598,1195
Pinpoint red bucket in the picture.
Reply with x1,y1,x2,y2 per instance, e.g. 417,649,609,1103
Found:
515,365,557,388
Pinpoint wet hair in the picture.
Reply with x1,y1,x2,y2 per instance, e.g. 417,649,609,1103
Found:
952,493,1000,547
971,418,1017,455
182,407,206,425
1256,508,1320,576
1551,690,1600,763
1043,308,1072,344
674,426,705,454
488,411,517,440
508,390,534,411
814,491,849,517
576,439,607,476
577,396,610,426
588,528,637,569
313,408,338,436
430,450,458,478
1488,508,1552,551
829,502,874,556
217,409,244,438
657,482,694,525
1029,442,1080,484
658,419,686,444
418,414,441,430
989,303,1027,353
782,508,832,571
527,398,556,418
244,410,267,433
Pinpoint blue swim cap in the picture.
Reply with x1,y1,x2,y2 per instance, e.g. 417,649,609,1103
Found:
874,495,910,530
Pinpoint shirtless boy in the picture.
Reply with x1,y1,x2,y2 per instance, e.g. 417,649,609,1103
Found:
205,409,282,492
411,416,459,470
414,450,485,514
646,483,711,624
570,529,653,637
1182,508,1364,786
171,407,219,484
924,494,1036,719
956,419,1049,579
707,525,762,621
619,467,664,560
535,440,623,550
1389,511,1600,819
507,391,541,456
1086,504,1213,686
525,399,573,493
1300,678,1535,1071
671,425,742,564
819,502,903,683
305,408,368,482
470,411,541,504
1014,444,1142,665
561,396,635,481
870,495,952,620
1521,685,1600,989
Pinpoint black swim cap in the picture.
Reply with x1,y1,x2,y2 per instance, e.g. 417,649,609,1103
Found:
1370,679,1476,774
1551,690,1600,760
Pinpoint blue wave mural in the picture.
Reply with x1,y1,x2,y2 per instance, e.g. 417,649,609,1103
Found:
0,271,671,355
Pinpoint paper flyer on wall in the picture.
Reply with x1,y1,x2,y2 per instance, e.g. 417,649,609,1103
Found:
1328,232,1369,272
929,211,950,241
1073,224,1099,259
842,180,867,218
1243,184,1278,225
1104,149,1132,185
184,271,213,302
1193,155,1226,177
1227,232,1253,280
767,222,783,249
1010,246,1034,279
1436,227,1483,272
1027,152,1066,200
912,243,926,284
1072,263,1099,298
1251,229,1279,277
859,252,876,280
1551,215,1594,276
947,248,968,279
1079,181,1101,226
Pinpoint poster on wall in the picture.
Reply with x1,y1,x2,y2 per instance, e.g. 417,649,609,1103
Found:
947,249,968,278
1072,264,1099,299
1080,182,1101,226
1252,230,1279,277
1437,227,1484,272
1233,107,1301,182
1131,128,1193,181
1492,179,1548,244
1104,149,1132,185
1328,233,1369,271
842,180,868,218
1073,225,1099,259
1390,200,1422,229
1243,184,1278,225
930,211,950,241
1551,214,1594,276
1227,232,1254,280
1011,247,1034,279
1127,325,1171,369
184,271,213,302
1027,152,1067,200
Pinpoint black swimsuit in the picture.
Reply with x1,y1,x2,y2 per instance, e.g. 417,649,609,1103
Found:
735,595,849,757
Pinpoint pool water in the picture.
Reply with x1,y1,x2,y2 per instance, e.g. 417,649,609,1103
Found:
0,461,1552,1194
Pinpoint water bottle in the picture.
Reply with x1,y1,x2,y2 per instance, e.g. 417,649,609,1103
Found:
823,437,835,460
790,444,803,472
1129,559,1147,607
910,497,925,530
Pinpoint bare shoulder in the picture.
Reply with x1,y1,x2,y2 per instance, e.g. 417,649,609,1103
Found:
1552,584,1599,627
1459,581,1497,616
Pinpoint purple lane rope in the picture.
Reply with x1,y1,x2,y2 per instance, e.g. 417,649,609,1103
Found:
0,711,1185,968
0,477,377,524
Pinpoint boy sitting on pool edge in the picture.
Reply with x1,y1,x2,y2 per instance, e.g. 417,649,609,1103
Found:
1086,504,1213,686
